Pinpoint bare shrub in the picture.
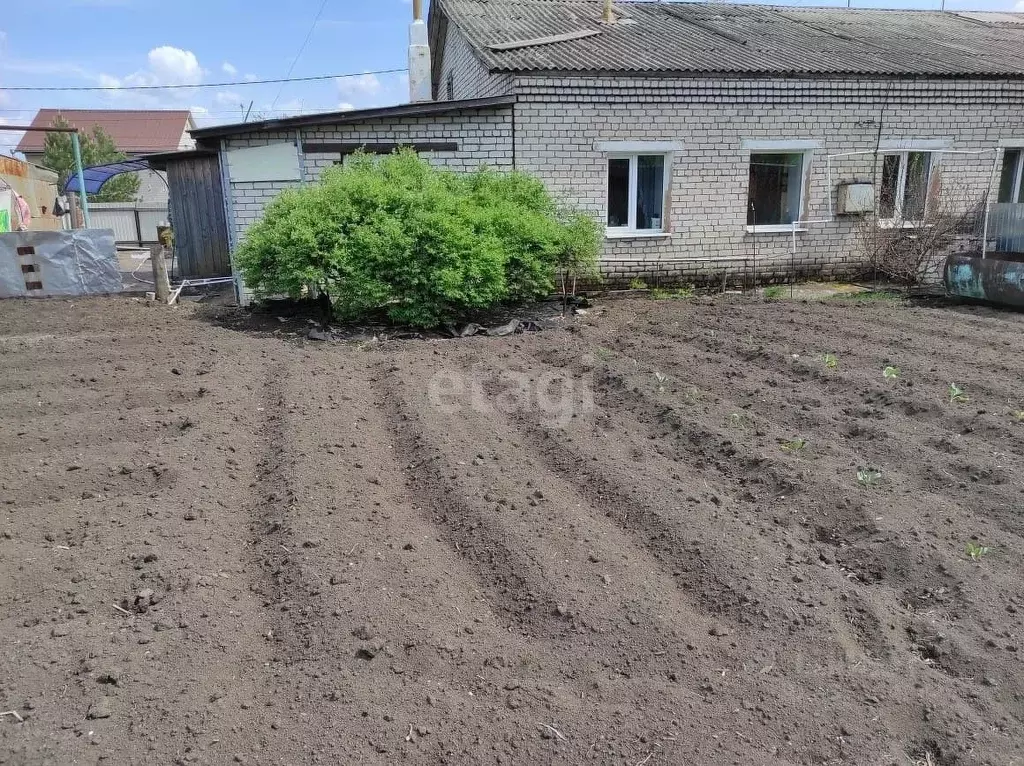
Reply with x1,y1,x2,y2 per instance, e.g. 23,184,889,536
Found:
859,182,986,289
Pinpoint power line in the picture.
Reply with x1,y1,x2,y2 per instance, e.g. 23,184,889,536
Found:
272,0,331,110
0,108,381,118
0,67,407,92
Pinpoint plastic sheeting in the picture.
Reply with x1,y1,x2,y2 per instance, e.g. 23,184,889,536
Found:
63,159,152,195
0,229,121,298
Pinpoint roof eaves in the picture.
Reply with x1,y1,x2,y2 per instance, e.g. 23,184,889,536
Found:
190,95,517,141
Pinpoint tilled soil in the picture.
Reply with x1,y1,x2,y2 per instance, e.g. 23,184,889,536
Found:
1,294,1022,766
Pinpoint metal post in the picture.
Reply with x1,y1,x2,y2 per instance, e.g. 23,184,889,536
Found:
981,148,1001,260
71,132,91,228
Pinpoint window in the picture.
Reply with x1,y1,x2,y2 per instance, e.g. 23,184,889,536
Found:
878,151,932,222
606,154,668,234
747,152,806,229
445,72,455,101
998,149,1024,204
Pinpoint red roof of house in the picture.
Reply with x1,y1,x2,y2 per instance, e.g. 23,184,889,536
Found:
15,109,193,155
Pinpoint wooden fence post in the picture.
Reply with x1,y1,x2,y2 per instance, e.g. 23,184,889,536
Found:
150,244,170,303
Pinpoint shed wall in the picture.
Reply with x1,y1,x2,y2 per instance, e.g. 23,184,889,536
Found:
222,106,514,245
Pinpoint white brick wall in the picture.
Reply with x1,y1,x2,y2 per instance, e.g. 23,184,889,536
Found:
436,25,513,101
223,108,514,244
511,75,1024,285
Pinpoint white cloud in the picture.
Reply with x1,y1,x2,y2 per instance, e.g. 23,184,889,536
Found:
336,72,380,96
1015,0,1024,11
98,46,203,92
147,46,203,86
338,102,355,112
222,62,238,76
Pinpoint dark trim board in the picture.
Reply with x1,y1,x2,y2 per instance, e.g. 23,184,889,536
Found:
302,141,459,155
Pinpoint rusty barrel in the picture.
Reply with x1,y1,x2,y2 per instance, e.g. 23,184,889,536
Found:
944,252,1024,309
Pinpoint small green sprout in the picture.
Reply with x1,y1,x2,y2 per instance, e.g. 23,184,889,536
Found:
653,371,668,392
857,468,883,487
883,366,900,380
594,347,614,362
948,383,968,404
764,285,784,300
780,437,808,453
629,278,648,290
650,288,671,300
727,412,747,428
966,541,991,561
1011,409,1024,423
822,353,838,370
674,285,695,299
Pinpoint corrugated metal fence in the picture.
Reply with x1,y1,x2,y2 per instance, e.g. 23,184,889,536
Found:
88,203,167,247
989,203,1024,253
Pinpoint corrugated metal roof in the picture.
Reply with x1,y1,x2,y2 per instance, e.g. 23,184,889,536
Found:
190,96,517,141
15,109,194,155
437,0,1024,77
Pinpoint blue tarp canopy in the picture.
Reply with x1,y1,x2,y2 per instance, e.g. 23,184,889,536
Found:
63,159,152,194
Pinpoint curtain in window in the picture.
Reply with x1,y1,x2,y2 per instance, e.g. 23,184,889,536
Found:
879,154,901,220
636,155,665,230
904,152,930,220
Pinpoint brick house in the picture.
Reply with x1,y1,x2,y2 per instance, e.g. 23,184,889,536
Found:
189,1,1024,296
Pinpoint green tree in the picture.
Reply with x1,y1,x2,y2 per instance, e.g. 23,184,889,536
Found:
40,115,141,203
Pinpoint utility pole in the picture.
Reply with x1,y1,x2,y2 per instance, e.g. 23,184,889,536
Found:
70,132,91,228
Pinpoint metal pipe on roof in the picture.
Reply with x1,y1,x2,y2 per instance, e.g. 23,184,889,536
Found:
409,0,432,102
603,0,615,24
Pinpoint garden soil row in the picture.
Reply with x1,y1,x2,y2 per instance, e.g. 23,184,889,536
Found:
0,295,1021,765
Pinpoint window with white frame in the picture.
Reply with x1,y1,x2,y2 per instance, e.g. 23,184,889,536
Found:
998,148,1024,204
606,154,668,233
879,151,933,222
747,152,808,229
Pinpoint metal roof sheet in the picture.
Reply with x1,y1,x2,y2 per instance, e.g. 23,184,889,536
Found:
436,0,1024,77
190,96,517,141
15,109,194,155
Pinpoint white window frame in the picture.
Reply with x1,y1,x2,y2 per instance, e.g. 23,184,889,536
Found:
998,147,1024,204
742,140,817,234
877,150,935,227
597,141,679,239
875,139,950,228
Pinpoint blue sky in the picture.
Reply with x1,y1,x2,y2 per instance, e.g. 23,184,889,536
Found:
0,0,1021,154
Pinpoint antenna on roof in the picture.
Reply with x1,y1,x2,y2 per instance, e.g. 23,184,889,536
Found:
603,0,616,23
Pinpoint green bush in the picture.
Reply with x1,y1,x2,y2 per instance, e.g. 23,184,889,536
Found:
236,150,599,327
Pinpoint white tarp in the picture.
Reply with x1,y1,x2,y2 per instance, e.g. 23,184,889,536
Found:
0,229,121,298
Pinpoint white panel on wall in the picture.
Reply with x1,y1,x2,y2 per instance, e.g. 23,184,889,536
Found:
226,142,301,183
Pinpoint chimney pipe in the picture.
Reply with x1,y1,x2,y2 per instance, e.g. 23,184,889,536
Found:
603,0,615,23
409,0,432,102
